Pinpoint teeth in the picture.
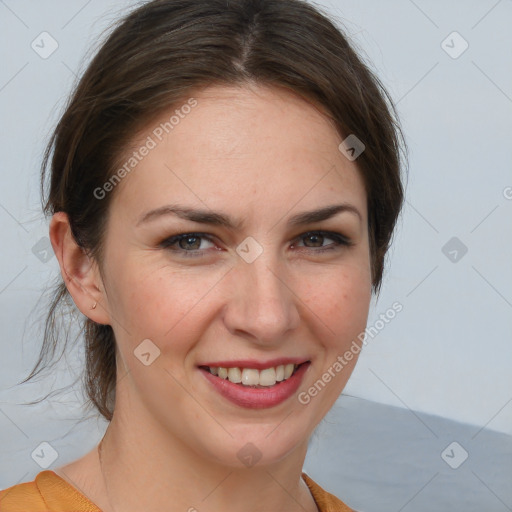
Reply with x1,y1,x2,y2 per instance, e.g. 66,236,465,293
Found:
228,367,242,383
259,367,276,386
242,368,260,386
208,363,299,386
284,363,294,379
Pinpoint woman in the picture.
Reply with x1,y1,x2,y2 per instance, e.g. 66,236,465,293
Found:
0,0,404,510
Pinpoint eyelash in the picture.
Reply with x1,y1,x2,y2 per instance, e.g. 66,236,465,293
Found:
159,231,353,257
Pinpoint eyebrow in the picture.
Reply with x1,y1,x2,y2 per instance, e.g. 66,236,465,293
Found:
137,203,362,229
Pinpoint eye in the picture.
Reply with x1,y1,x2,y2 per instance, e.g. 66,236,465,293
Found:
160,233,216,256
292,231,352,252
159,230,352,258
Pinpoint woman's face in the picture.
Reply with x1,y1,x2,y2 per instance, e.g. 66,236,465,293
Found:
97,84,372,466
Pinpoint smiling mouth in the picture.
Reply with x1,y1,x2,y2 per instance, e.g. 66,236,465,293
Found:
198,362,308,388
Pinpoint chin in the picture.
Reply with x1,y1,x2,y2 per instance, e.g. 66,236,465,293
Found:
199,422,311,470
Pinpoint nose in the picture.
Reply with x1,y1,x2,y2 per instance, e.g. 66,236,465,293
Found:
222,254,300,346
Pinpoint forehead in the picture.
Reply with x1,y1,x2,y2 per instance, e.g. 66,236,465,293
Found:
111,83,367,221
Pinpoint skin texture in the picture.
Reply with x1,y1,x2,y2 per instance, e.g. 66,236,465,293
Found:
50,83,372,512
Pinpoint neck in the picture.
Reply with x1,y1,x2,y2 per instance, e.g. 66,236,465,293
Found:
96,403,318,512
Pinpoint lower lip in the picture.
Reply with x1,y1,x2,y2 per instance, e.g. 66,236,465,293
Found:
199,363,310,409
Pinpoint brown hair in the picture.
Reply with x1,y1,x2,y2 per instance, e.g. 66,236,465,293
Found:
23,0,406,422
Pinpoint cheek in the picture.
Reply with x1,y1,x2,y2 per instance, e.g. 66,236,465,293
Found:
109,264,223,346
300,262,371,344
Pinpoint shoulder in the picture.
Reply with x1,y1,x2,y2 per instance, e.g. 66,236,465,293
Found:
302,472,357,512
0,470,100,512
0,476,47,512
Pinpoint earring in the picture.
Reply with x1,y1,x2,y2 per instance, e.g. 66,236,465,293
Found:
90,302,97,310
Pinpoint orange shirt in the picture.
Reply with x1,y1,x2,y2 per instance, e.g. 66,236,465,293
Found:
0,470,354,511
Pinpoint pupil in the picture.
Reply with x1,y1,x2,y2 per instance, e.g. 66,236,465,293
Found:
305,234,323,247
180,236,200,250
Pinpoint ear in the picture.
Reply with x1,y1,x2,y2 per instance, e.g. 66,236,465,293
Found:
49,212,110,325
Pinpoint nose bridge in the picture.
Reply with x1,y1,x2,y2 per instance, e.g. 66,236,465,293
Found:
225,247,299,341
248,254,286,307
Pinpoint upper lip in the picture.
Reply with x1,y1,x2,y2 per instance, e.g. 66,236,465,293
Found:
198,357,310,370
